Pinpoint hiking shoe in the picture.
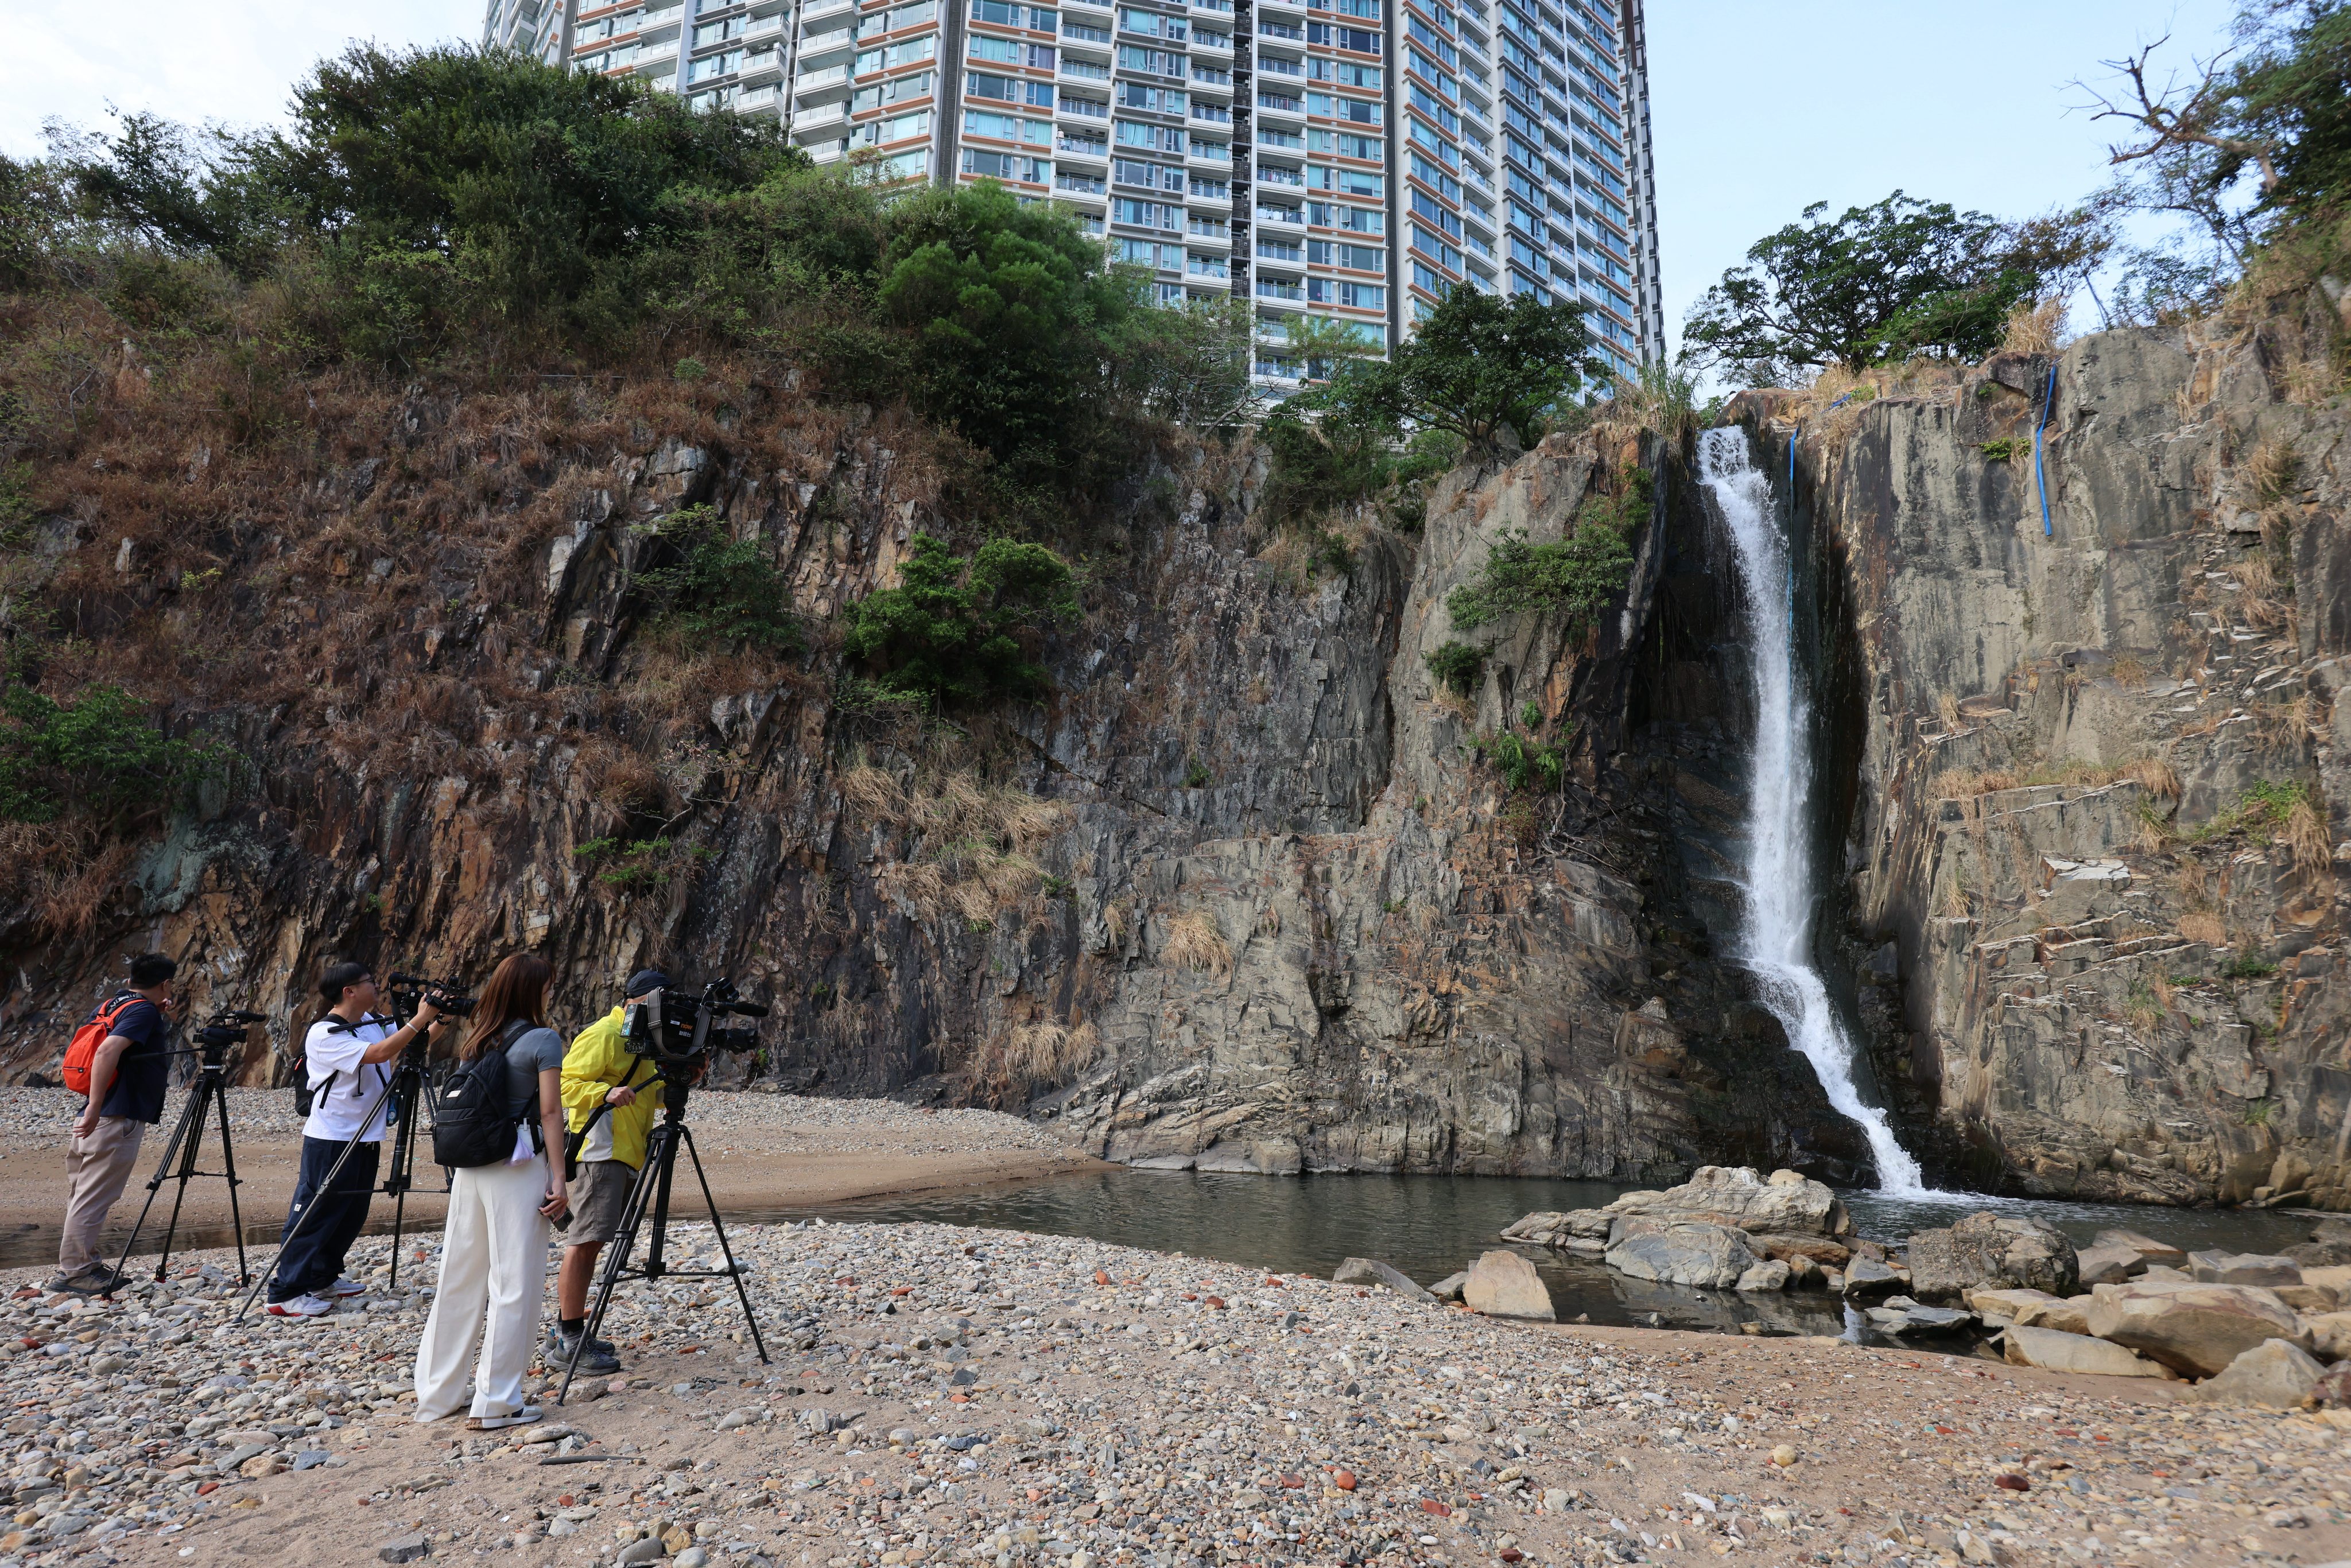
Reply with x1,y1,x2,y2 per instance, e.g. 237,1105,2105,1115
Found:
465,1406,542,1431
323,1276,367,1298
52,1266,122,1297
546,1328,620,1375
266,1294,333,1318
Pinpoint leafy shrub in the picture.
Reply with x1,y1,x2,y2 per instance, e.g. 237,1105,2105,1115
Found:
841,533,1080,709
633,504,803,655
1446,469,1646,635
1473,727,1568,793
1423,641,1485,698
1979,437,2026,461
0,684,222,827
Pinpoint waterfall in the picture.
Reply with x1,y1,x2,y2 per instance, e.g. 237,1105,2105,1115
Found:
1698,427,1930,1196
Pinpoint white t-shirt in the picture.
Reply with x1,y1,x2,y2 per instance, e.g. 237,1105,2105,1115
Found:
301,1015,398,1143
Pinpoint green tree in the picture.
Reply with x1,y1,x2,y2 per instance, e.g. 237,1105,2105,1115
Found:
1684,192,2047,379
1344,288,1598,453
0,685,222,827
876,181,1137,476
840,533,1080,708
1445,472,1648,635
633,505,803,655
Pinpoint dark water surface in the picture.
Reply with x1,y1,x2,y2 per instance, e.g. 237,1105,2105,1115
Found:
739,1170,2326,1337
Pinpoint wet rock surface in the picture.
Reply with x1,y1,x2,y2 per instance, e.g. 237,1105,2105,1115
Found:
3,1222,2349,1568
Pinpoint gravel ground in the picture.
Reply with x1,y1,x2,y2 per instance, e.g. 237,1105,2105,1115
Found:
0,1088,1063,1159
1,1224,2346,1568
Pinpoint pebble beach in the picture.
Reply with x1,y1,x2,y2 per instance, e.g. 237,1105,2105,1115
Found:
3,1216,2348,1568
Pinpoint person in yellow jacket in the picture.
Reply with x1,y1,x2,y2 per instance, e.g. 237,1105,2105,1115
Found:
549,968,669,1373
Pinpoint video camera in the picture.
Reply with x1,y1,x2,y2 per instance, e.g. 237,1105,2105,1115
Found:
623,978,767,1069
387,971,477,1021
189,1010,267,1061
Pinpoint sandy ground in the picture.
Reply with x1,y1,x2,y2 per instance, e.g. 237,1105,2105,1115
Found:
0,1221,2345,1568
0,1089,1096,1271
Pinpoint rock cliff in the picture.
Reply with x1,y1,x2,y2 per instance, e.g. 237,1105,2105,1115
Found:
1780,285,2351,1209
0,368,1849,1181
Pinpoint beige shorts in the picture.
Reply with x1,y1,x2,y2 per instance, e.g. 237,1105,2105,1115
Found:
564,1159,637,1247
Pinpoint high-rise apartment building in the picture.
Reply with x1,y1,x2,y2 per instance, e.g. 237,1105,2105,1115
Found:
486,0,1658,387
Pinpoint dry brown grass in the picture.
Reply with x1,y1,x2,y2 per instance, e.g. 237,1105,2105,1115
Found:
1937,692,1962,733
2179,910,2228,946
1932,752,2178,802
2119,756,2182,802
1003,1020,1102,1088
837,759,905,821
2286,794,2333,875
2000,298,2067,358
2250,438,2300,506
1161,909,1233,975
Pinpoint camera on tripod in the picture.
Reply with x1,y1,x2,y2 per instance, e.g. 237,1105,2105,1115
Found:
190,1010,266,1059
623,978,768,1069
387,972,476,1021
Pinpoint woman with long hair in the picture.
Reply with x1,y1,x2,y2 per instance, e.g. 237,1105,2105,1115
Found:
413,953,571,1429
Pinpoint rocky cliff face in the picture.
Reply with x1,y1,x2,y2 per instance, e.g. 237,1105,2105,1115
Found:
1784,286,2351,1210
0,369,1849,1181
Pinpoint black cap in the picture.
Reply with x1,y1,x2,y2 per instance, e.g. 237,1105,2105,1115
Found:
626,969,670,999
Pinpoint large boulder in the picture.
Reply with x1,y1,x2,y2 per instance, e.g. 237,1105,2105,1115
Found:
1841,1256,1909,1297
2013,1295,2095,1337
2188,1339,2327,1407
2187,1251,2301,1287
1905,1212,2079,1303
2082,1280,2309,1377
2285,1220,2351,1269
1736,1260,1791,1293
1604,1166,1850,1237
1332,1257,1436,1303
1748,1233,1854,1267
1604,1221,1759,1290
1966,1286,2065,1322
2074,1245,2141,1288
1500,1210,1612,1256
2000,1326,2176,1379
1461,1250,1554,1320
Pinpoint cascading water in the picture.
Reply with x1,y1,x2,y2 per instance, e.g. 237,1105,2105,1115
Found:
1698,427,1930,1196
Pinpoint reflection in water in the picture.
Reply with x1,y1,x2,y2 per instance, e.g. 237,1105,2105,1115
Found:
742,1170,2321,1334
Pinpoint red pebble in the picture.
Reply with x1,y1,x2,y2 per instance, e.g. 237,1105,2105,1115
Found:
1181,1293,1198,1302
1334,1472,1357,1491
1279,1474,1305,1489
891,1286,913,1297
195,1482,219,1496
1096,1271,1112,1286
1205,1296,1226,1310
1995,1474,2030,1492
1500,1553,1524,1563
1419,1499,1450,1517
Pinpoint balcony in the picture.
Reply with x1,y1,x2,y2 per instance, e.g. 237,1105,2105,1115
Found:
793,100,852,134
736,83,782,112
794,63,852,97
746,10,789,39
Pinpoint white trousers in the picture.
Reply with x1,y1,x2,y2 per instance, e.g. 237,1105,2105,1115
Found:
414,1154,549,1420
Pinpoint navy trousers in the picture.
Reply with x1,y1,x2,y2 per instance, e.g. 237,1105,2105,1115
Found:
269,1136,378,1302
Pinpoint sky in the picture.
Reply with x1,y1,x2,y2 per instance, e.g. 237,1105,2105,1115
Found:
0,0,2248,355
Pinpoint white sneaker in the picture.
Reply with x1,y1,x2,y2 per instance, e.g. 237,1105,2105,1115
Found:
323,1277,367,1298
464,1406,542,1431
266,1294,332,1318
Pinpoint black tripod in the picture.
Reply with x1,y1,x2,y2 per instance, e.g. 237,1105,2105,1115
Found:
107,1011,267,1289
558,1074,769,1403
232,1016,449,1322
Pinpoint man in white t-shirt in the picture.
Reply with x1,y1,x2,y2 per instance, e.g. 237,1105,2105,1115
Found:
265,962,445,1318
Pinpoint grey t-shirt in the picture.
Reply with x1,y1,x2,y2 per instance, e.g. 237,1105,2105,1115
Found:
498,1024,568,1123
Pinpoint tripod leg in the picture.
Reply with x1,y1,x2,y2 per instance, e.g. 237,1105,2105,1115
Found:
386,1072,418,1289
560,1138,664,1407
678,1125,769,1364
149,1081,214,1281
215,1079,248,1286
236,1112,385,1323
109,1080,209,1289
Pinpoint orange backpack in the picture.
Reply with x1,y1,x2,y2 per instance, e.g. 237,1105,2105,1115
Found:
62,994,142,1098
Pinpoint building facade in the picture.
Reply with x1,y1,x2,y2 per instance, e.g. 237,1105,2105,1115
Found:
486,0,1659,386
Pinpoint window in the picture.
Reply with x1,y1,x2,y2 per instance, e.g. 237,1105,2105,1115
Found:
1115,119,1185,152
1193,23,1230,44
1190,135,1229,158
1060,127,1110,153
1340,281,1384,308
1410,225,1461,271
1258,89,1301,112
1113,197,1179,228
1188,213,1228,235
971,33,1022,61
1188,253,1228,277
1336,25,1380,51
1260,16,1303,38
1118,44,1184,73
1412,261,1452,295
1191,176,1229,198
1508,235,1545,271
693,14,747,45
1119,82,1187,113
1118,6,1186,38
1410,192,1461,239
1057,170,1107,192
1191,61,1230,82
1062,90,1111,115
1409,153,1460,200
687,48,743,80
1258,237,1302,261
1260,126,1303,148
1192,102,1230,122
1025,80,1056,106
1064,55,1109,76
1338,242,1382,270
1113,157,1184,189
1112,238,1181,267
1336,0,1377,14
1335,132,1381,159
972,0,1057,26
1064,14,1112,38
890,0,938,24
968,70,1015,99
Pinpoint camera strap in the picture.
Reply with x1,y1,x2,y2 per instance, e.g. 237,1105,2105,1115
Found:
564,1057,650,1182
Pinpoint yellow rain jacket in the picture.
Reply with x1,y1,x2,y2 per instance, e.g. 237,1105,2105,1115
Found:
560,1006,662,1171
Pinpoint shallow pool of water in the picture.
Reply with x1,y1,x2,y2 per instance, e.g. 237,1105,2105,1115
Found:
744,1170,2326,1337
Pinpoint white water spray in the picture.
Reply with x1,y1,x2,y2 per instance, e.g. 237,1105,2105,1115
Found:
1698,427,1929,1195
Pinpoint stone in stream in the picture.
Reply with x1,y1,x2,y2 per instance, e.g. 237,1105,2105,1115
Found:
1461,1251,1554,1320
1746,1233,1852,1267
2074,1245,2141,1288
2189,1339,2328,1407
1499,1210,1612,1256
2000,1325,2175,1377
1904,1212,2078,1303
1428,1271,1469,1302
1602,1166,1851,1239
1735,1260,1790,1293
2187,1250,2301,1287
2302,1310,2351,1360
2082,1280,2309,1377
1331,1257,1436,1304
1604,1221,1758,1291
1840,1256,1907,1297
2090,1228,2187,1271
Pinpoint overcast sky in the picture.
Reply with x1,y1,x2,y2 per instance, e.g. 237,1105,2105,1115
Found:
2,0,2245,352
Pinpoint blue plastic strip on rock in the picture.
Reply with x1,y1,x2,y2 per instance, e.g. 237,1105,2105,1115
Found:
2034,363,2058,538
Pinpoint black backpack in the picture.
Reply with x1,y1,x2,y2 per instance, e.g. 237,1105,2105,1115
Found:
429,1020,530,1169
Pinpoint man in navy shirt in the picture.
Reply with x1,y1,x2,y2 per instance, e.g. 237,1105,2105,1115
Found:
52,953,180,1294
